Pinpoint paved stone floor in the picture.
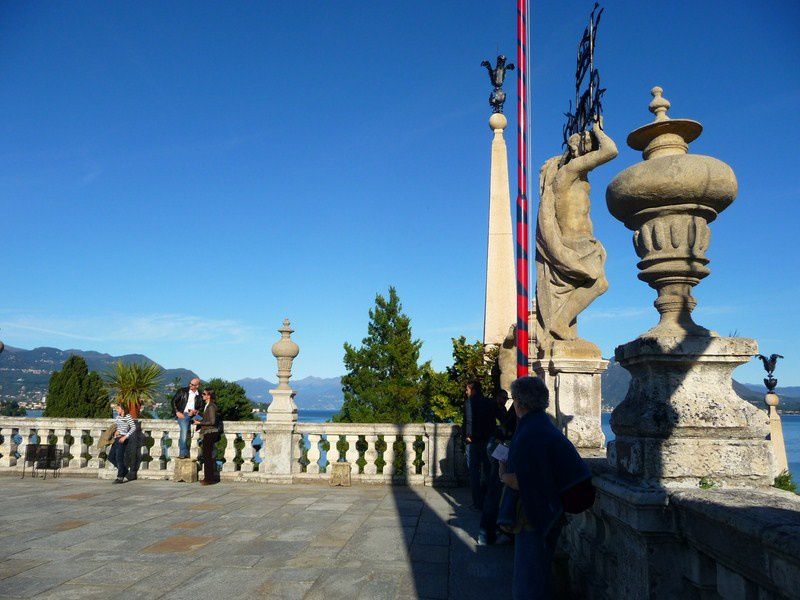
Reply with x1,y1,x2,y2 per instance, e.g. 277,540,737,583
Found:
0,477,513,599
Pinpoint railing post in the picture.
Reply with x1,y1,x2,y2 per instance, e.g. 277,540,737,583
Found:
345,434,359,473
306,434,321,475
222,432,238,473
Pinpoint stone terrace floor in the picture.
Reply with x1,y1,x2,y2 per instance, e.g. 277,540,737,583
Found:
0,477,513,599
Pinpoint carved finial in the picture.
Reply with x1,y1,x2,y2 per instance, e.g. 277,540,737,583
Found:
649,86,670,122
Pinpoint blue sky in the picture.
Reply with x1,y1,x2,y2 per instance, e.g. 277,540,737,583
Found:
1,1,798,386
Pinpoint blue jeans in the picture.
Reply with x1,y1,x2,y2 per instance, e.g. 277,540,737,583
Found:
109,439,129,479
513,525,561,600
466,441,490,509
177,415,192,457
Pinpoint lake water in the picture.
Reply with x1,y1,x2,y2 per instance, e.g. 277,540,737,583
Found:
18,409,800,477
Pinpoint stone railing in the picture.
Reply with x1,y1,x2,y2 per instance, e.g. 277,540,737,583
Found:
0,417,466,486
558,459,800,599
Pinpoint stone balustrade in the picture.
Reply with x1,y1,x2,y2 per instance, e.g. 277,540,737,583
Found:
0,417,466,486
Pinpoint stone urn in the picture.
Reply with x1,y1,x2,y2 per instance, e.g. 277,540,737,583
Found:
607,86,737,336
267,319,299,423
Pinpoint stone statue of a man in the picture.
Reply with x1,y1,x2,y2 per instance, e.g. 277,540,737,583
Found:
535,118,617,356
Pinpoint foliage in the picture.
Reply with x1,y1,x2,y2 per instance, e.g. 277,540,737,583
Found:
157,376,184,419
698,476,716,490
335,287,428,424
0,400,26,417
104,361,163,418
43,355,109,418
204,378,256,421
423,337,498,424
773,470,798,494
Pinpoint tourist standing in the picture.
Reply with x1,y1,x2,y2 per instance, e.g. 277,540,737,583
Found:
478,389,517,545
195,388,220,485
171,377,201,459
463,381,497,510
109,403,136,484
501,376,594,599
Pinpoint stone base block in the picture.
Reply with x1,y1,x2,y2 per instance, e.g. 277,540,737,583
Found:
532,350,607,450
174,458,198,483
330,462,351,487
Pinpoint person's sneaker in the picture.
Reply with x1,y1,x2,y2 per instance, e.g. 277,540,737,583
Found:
477,530,491,546
125,475,137,482
113,478,124,484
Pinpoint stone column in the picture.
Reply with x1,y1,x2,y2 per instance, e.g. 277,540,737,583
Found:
262,318,299,482
483,112,517,352
605,87,773,487
765,392,789,476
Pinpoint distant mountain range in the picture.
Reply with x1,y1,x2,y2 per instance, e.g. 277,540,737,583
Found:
0,345,342,411
1,345,797,414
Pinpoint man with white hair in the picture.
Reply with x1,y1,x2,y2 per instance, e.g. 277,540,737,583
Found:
500,376,594,599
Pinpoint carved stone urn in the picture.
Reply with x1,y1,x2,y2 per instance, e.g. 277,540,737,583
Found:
607,87,737,336
604,88,773,487
266,318,299,422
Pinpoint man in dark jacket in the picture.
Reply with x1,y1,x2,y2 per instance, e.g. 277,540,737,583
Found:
463,381,498,510
171,377,201,458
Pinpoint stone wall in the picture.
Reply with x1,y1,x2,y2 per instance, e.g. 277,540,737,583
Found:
559,458,800,599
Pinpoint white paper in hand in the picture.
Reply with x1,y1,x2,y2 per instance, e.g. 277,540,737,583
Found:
491,444,509,462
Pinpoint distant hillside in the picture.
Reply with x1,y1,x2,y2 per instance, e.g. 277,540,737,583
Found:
237,376,343,411
601,360,800,412
0,346,199,403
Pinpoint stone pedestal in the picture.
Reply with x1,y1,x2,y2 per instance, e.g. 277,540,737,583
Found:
266,389,298,423
173,457,198,483
608,336,773,487
260,423,294,483
532,340,607,450
330,462,351,487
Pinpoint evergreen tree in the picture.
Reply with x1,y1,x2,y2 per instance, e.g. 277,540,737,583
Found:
205,378,256,421
335,287,427,424
44,355,109,418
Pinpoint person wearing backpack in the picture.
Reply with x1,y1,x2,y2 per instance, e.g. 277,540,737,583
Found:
500,376,595,599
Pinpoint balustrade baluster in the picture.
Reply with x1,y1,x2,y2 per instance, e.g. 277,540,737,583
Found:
53,428,67,468
344,434,359,473
404,435,417,476
150,429,165,470
77,429,89,468
306,434,321,474
291,432,303,473
363,434,378,476
383,434,396,476
139,429,152,470
241,432,256,472
18,428,34,471
0,427,16,467
222,432,239,472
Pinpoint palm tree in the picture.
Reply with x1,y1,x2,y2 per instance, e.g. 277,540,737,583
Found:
104,361,163,419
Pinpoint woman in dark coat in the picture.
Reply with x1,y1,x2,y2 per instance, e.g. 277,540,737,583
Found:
195,388,220,485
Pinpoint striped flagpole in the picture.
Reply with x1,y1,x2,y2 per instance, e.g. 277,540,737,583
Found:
515,0,530,377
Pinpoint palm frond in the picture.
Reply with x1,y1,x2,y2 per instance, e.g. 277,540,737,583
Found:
104,360,163,410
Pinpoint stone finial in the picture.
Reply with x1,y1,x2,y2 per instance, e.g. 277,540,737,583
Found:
271,318,299,391
607,86,737,336
649,86,670,121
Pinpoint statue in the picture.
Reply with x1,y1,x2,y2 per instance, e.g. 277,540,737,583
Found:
497,324,517,394
481,55,514,114
535,117,617,355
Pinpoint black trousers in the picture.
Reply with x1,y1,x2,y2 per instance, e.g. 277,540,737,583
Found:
201,432,220,482
109,439,129,479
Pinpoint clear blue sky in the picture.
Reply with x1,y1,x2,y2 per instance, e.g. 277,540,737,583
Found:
1,1,798,386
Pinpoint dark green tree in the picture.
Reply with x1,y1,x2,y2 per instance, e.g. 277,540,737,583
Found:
204,378,256,421
335,287,428,424
0,400,26,416
157,376,184,419
44,355,109,418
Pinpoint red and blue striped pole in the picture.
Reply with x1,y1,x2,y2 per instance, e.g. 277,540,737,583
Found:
515,0,530,377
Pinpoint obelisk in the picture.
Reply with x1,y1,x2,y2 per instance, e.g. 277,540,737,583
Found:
481,56,516,351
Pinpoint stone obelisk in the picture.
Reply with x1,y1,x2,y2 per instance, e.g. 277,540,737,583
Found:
481,56,516,363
